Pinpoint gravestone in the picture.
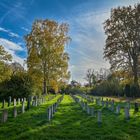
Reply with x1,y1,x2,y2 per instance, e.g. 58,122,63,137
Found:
32,100,35,106
22,101,25,113
24,98,26,102
111,103,114,111
14,98,16,107
91,107,94,116
13,107,17,118
101,101,104,107
134,102,139,112
85,102,88,111
112,100,114,105
53,104,55,114
35,96,38,106
54,103,57,113
31,96,33,102
8,96,11,107
97,110,102,125
87,105,90,114
97,99,101,106
124,107,130,120
105,101,108,108
21,98,23,102
18,98,20,105
127,101,130,109
27,96,31,110
1,109,8,123
116,105,120,114
51,105,54,117
47,107,51,121
2,99,5,108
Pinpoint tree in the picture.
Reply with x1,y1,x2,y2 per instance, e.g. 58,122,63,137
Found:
0,45,12,82
104,4,140,86
25,19,70,94
10,62,24,75
0,72,34,99
85,69,96,87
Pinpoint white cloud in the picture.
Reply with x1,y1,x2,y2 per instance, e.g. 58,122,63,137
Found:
21,27,29,32
0,27,20,38
67,10,111,83
0,38,26,66
0,38,23,51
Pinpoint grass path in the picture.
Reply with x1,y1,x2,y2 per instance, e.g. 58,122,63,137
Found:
0,95,140,140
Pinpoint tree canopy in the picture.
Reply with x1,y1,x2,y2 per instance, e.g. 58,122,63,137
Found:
25,19,70,94
104,4,140,85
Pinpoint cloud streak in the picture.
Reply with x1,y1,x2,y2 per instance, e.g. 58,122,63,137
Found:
67,10,110,83
0,27,20,38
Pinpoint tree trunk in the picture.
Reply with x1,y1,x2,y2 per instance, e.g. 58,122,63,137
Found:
134,70,138,86
43,62,47,95
133,58,139,86
43,77,47,95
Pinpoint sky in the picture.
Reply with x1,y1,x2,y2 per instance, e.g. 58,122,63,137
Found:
0,0,139,83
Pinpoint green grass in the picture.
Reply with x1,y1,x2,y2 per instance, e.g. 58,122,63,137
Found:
0,95,140,140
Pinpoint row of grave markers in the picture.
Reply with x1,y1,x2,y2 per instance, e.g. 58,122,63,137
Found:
0,95,57,123
71,94,102,125
47,95,64,121
77,94,139,120
1,95,48,109
71,94,140,126
78,93,139,112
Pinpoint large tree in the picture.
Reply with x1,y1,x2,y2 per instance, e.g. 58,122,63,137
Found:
104,4,140,86
25,19,70,94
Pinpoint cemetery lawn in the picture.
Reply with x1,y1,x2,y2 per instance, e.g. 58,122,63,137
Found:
0,95,140,140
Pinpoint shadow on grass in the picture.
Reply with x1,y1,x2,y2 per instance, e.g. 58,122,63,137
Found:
0,95,140,140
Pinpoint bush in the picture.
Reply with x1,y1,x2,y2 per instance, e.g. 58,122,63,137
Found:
90,79,124,97
0,72,35,100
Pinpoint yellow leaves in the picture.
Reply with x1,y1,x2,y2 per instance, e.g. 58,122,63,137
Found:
0,45,12,62
25,19,70,93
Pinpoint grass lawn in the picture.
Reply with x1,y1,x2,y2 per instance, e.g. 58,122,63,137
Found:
0,95,140,140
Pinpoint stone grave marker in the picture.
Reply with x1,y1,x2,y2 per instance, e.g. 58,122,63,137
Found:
97,110,102,125
111,102,114,111
13,106,17,118
87,105,90,114
14,98,16,107
18,98,20,105
124,107,130,120
101,101,104,107
2,99,5,108
47,107,52,121
1,109,8,123
22,101,25,113
8,96,11,107
91,107,94,116
116,105,120,115
106,101,109,108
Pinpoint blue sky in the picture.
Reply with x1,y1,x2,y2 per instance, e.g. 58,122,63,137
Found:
0,0,139,83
